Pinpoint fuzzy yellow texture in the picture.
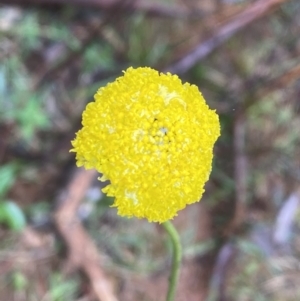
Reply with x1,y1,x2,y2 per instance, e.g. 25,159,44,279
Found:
71,67,220,223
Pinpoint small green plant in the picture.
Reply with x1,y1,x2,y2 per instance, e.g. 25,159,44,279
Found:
48,273,79,301
0,163,26,231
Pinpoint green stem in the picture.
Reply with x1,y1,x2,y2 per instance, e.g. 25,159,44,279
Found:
162,220,182,301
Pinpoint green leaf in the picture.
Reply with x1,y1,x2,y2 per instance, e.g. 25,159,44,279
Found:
17,95,49,141
0,201,26,231
11,271,28,291
49,273,78,301
0,163,18,198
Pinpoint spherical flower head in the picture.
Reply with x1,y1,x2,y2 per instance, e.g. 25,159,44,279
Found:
71,67,220,223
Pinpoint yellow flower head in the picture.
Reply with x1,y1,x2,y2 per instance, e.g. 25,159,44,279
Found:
71,67,220,223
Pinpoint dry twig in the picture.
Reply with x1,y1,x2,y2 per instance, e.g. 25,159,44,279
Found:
258,63,300,99
166,0,291,74
232,111,248,231
54,168,119,301
239,63,300,112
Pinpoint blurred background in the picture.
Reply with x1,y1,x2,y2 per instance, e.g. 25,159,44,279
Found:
0,0,300,300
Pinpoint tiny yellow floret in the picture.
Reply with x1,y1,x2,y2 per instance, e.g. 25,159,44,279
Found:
71,67,220,222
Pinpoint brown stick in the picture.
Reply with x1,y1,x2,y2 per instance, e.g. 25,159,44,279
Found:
232,111,248,231
237,63,300,113
165,0,291,74
54,168,119,301
258,63,300,99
